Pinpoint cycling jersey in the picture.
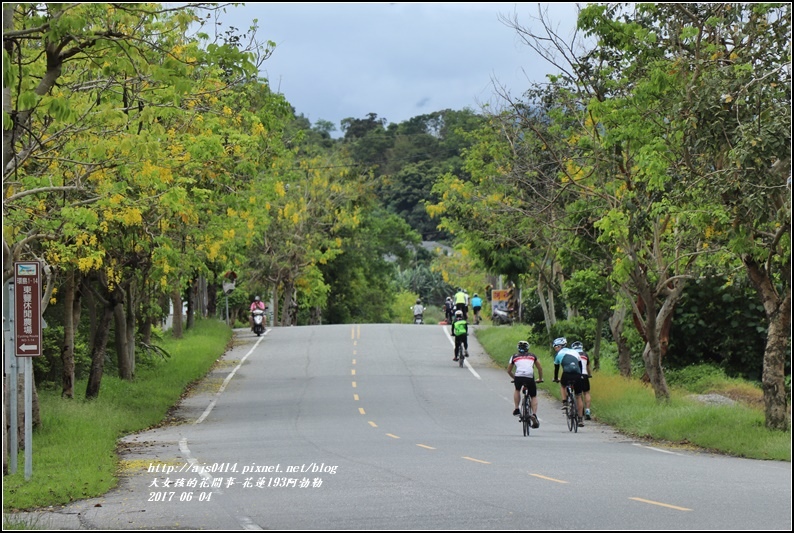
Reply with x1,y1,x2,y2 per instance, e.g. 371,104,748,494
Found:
509,352,538,378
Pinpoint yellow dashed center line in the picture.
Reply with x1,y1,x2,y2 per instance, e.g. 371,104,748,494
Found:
351,369,356,376
352,381,356,388
368,421,378,427
530,473,568,484
386,433,400,439
462,457,490,464
416,444,436,450
353,394,359,401
630,498,692,511
358,408,366,415
352,358,356,364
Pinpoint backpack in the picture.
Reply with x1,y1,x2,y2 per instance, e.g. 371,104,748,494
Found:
453,320,467,336
561,353,581,374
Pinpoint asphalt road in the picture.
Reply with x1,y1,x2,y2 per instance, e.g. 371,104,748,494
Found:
9,324,792,530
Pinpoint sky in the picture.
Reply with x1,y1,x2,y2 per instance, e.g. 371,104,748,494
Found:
216,2,583,136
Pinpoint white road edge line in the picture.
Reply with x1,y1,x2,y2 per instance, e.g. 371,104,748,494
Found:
632,443,683,455
195,331,267,424
443,325,481,380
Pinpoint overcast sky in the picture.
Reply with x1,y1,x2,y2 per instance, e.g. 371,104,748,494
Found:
217,3,582,135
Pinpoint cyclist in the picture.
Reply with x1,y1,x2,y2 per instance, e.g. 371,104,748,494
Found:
552,337,585,427
444,296,455,324
571,341,592,420
470,293,483,324
450,309,468,361
454,288,467,320
507,340,543,427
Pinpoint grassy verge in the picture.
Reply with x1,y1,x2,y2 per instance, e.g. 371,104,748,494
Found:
3,319,232,512
475,325,790,462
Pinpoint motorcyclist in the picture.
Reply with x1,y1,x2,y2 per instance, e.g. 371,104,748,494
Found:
412,299,425,324
250,296,266,329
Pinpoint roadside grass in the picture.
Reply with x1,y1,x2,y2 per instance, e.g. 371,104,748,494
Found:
2,319,232,512
474,325,790,462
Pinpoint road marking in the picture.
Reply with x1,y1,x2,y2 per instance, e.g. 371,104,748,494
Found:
352,358,356,364
462,457,490,464
386,433,400,439
195,333,265,424
351,369,356,375
443,327,481,380
368,421,378,427
352,381,357,388
630,497,692,511
358,407,366,415
353,394,359,401
632,443,683,455
416,444,436,450
530,473,568,484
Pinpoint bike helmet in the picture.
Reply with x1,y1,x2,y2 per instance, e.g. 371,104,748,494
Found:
416,298,421,304
254,296,261,302
454,310,463,318
517,341,529,353
473,293,478,297
571,341,584,351
552,337,567,348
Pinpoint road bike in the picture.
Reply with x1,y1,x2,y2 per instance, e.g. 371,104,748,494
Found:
455,341,465,367
563,382,581,433
515,380,542,436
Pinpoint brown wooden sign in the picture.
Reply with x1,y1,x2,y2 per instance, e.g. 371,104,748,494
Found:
14,261,42,357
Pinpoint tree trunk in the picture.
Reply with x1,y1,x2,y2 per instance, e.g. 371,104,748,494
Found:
61,269,76,399
86,305,114,399
125,284,136,378
186,280,196,330
593,313,604,371
609,303,632,377
270,280,280,328
744,257,791,431
113,294,132,380
170,289,183,338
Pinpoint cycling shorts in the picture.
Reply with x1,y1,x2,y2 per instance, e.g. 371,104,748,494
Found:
579,376,590,393
513,376,537,397
561,372,583,393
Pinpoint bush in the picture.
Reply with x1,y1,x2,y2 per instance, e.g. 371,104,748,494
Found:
546,317,597,349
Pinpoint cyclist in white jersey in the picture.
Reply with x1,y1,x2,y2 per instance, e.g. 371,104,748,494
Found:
507,341,544,427
571,341,592,420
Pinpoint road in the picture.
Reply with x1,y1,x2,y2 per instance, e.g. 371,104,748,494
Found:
12,324,792,530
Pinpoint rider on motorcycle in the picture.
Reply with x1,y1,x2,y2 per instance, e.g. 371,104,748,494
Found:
250,296,266,328
412,299,425,324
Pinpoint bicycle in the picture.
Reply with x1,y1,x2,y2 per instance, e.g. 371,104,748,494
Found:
563,382,581,433
514,380,542,436
455,341,465,367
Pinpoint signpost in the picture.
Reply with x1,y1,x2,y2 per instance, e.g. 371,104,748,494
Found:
12,261,41,480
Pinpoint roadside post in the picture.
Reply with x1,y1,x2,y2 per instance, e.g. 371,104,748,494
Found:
13,261,42,480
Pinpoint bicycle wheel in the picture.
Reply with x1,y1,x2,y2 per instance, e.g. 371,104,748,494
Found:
521,395,530,437
457,344,464,367
573,401,580,433
566,392,575,432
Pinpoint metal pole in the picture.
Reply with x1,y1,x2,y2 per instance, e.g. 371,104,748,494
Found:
24,356,32,480
225,294,229,326
5,281,19,474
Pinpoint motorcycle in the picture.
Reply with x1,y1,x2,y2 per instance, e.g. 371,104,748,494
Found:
413,313,424,325
492,307,514,326
252,309,266,336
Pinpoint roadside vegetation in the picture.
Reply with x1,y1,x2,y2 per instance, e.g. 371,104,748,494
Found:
475,325,790,462
3,320,231,513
